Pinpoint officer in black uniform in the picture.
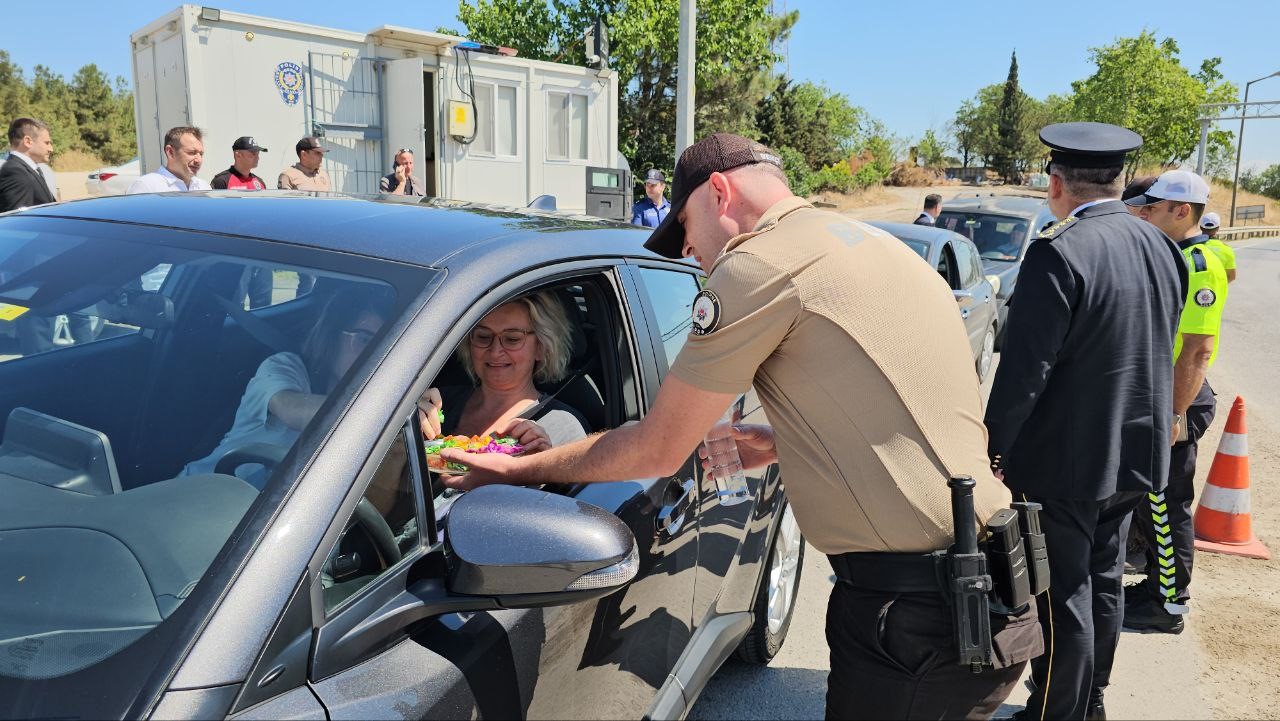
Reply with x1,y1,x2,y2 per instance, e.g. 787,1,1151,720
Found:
985,122,1187,721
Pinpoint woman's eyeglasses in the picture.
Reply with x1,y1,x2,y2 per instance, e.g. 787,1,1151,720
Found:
469,328,535,350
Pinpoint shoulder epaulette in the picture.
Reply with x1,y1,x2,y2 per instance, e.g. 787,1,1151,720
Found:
1037,215,1077,240
1189,247,1207,272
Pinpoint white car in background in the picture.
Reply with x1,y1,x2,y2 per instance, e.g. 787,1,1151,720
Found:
85,157,141,196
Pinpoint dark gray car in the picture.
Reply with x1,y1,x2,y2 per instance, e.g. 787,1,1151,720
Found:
869,221,999,381
935,194,1057,348
0,192,804,720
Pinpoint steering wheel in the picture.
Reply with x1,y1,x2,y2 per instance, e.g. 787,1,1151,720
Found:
215,443,402,566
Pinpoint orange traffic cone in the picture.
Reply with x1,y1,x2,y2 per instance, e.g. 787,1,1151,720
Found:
1194,396,1270,560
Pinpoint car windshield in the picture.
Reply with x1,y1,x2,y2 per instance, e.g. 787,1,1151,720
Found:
937,212,1029,261
0,216,427,693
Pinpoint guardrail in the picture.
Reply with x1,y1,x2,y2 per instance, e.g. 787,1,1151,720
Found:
1219,225,1280,242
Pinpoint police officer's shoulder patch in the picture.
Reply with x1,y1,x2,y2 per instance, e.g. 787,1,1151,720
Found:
1195,288,1216,307
1037,215,1077,240
691,289,721,336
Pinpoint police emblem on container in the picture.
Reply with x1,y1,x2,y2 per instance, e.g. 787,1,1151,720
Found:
274,62,305,106
691,290,721,336
1195,288,1216,307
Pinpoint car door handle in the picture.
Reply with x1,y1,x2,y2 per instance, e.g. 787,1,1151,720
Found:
657,478,696,536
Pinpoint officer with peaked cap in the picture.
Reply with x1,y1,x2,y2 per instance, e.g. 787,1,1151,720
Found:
445,133,1043,719
985,122,1188,720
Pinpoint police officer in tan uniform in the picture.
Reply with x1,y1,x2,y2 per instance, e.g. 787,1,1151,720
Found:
445,133,1042,719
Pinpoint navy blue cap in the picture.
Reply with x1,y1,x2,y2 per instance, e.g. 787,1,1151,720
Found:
1040,122,1142,169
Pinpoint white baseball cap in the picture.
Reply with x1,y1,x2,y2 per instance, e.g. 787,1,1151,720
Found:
1124,169,1210,206
1200,211,1221,230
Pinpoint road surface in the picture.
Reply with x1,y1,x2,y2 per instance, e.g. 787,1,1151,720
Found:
692,236,1280,720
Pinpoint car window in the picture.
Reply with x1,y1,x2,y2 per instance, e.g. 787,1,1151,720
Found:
0,217,433,686
636,267,701,369
237,265,316,310
953,239,980,289
900,238,930,261
322,424,422,614
937,211,1027,261
935,245,955,288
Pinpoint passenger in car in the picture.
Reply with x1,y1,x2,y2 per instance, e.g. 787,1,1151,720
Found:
182,285,400,488
422,291,589,451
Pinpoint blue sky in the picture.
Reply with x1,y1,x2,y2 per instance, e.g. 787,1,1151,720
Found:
7,0,1279,171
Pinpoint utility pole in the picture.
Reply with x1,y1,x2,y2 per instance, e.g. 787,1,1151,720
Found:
675,0,696,165
1231,71,1280,226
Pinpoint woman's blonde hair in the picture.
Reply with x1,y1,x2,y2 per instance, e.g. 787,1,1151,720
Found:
457,290,574,386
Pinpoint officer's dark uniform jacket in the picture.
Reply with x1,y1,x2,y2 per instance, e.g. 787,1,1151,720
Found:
985,200,1187,499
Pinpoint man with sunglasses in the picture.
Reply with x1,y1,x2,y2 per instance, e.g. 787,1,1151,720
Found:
278,137,331,191
381,148,425,197
1122,169,1228,635
212,136,269,190
985,123,1186,720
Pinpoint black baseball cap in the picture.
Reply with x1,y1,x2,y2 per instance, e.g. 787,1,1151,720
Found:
295,136,328,154
232,136,267,152
643,133,784,259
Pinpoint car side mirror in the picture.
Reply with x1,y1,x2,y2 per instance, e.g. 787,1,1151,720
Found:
446,484,639,606
311,485,638,679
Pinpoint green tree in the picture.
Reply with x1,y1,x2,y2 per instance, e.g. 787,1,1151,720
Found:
1067,32,1238,181
454,0,786,177
26,65,82,155
756,78,864,170
993,51,1025,182
916,128,947,167
1240,164,1280,200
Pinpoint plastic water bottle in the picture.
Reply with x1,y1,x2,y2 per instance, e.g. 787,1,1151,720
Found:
703,409,751,506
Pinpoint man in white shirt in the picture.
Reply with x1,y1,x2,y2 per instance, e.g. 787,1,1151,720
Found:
127,126,210,194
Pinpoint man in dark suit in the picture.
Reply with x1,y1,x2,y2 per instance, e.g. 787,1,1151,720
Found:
985,122,1186,721
914,193,941,225
1,118,56,212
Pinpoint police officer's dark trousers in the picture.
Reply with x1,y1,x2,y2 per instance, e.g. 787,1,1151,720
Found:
1021,490,1144,720
1133,380,1216,605
825,553,1041,720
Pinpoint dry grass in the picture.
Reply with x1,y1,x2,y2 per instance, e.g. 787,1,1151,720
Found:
50,150,105,172
810,185,897,212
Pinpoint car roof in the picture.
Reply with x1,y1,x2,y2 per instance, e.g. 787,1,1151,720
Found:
939,193,1051,218
18,191,665,268
866,220,968,249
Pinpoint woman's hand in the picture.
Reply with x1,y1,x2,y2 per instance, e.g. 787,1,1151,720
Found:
417,387,443,440
501,417,552,454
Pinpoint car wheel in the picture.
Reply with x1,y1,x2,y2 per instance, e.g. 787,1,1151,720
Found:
976,323,996,381
736,500,804,664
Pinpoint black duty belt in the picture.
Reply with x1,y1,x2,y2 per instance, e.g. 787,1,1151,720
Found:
827,551,945,594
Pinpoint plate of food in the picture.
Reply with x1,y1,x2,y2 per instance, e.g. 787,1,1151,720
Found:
424,434,525,475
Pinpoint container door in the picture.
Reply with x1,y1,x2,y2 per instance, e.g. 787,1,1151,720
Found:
306,52,384,194
384,58,426,185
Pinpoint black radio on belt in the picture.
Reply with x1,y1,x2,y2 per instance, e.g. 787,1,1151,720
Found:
983,509,1031,613
1011,501,1050,596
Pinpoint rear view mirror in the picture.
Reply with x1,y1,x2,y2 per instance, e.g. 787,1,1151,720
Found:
446,484,638,604
94,289,175,329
